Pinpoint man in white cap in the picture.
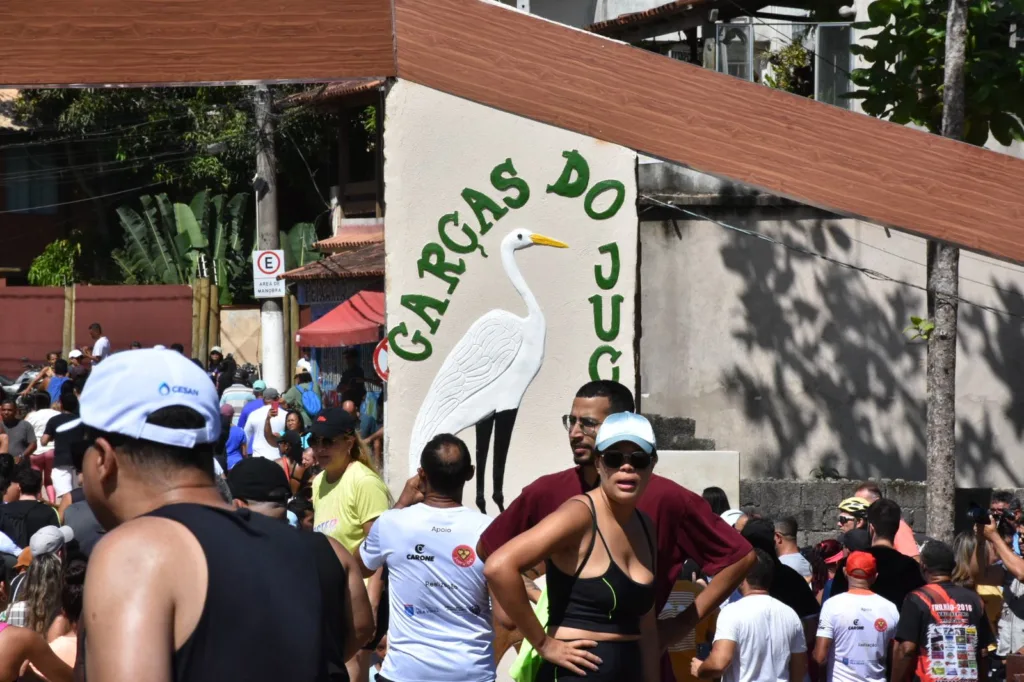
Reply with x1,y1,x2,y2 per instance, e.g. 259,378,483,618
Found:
67,349,88,383
60,348,372,681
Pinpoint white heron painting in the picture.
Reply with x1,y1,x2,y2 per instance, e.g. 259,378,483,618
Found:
408,227,568,513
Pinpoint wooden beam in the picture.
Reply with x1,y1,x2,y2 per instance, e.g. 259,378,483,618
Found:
394,0,1024,264
0,0,395,86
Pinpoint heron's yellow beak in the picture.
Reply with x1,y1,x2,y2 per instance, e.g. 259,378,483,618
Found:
530,233,569,248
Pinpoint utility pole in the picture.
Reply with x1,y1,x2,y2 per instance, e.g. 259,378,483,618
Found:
254,84,287,393
926,0,966,544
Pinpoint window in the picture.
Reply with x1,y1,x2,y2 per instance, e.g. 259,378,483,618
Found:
815,24,854,109
3,148,58,214
717,24,753,81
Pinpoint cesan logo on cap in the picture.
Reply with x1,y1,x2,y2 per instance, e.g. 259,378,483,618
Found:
158,382,200,397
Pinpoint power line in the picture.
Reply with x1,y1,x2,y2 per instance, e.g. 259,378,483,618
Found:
640,194,1024,322
0,181,168,216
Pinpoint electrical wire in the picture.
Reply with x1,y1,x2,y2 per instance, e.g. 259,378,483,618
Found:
0,181,168,216
640,194,1024,322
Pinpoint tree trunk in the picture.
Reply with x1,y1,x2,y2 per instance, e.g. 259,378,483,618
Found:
926,0,967,544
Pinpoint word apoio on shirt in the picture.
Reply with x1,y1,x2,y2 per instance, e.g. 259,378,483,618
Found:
407,543,436,561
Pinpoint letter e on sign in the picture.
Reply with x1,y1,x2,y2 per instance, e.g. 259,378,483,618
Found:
252,250,286,298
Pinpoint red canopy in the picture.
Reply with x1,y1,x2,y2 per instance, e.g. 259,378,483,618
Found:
295,290,385,347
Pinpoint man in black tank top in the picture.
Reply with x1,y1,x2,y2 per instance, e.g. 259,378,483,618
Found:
56,349,374,682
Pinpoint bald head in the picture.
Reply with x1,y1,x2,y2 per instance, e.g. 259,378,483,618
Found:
420,433,473,499
855,481,882,502
341,400,357,416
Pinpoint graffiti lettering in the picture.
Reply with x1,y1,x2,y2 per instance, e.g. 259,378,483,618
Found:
584,180,626,221
490,158,530,209
589,294,623,342
418,243,466,295
594,243,620,291
461,187,508,235
388,322,433,362
401,294,449,335
589,345,622,382
546,150,590,198
388,150,628,367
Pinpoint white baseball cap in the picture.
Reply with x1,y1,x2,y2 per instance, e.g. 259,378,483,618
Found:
595,412,656,455
720,509,746,527
68,349,83,359
58,348,220,448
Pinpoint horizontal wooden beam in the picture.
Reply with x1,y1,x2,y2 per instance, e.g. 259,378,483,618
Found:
0,0,395,86
395,0,1024,264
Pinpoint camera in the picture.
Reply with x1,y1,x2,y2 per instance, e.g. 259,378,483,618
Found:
968,504,1017,538
967,507,991,525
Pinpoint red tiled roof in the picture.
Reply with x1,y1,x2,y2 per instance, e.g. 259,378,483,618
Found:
587,0,712,35
277,78,385,107
314,220,384,252
279,241,384,281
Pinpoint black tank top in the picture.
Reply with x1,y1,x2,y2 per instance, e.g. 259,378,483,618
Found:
546,495,656,636
75,504,336,682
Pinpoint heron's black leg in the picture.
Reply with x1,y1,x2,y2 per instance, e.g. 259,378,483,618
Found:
475,416,495,513
491,408,518,513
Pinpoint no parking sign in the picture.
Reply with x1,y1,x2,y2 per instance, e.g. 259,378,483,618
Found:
373,337,389,381
252,250,286,298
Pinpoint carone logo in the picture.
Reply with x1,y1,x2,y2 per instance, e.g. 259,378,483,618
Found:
158,383,171,396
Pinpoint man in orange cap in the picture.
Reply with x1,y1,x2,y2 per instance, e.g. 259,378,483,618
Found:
813,551,900,682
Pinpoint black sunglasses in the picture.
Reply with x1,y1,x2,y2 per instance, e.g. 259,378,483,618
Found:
599,449,656,471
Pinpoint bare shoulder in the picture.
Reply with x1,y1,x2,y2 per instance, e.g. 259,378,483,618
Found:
551,495,595,527
89,517,199,582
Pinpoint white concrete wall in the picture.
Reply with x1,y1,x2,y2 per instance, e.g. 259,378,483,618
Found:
640,208,1024,487
383,80,638,509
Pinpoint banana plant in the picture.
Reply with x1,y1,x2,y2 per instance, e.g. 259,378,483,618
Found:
113,191,250,302
282,221,321,270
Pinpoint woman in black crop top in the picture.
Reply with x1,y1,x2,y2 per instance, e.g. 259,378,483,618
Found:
485,413,660,682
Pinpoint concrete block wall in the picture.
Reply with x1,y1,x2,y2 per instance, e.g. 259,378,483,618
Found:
739,479,1024,548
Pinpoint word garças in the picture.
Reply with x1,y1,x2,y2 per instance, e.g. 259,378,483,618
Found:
388,150,627,362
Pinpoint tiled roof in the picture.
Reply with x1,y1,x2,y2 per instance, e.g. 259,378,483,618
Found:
277,78,385,108
279,241,384,281
587,0,711,34
314,219,384,252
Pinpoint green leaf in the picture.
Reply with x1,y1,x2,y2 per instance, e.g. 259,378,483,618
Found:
910,316,923,325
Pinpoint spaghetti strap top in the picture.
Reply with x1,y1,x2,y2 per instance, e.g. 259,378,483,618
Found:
545,495,656,636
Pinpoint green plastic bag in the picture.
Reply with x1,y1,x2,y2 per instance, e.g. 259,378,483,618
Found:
509,587,549,682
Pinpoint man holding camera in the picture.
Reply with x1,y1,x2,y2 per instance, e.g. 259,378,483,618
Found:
972,508,1024,664
989,492,1022,556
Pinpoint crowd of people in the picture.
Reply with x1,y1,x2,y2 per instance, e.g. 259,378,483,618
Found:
693,481,1017,682
0,331,1015,682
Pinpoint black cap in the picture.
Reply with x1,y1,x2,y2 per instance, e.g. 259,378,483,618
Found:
279,429,302,450
307,408,358,439
227,458,290,503
842,528,871,552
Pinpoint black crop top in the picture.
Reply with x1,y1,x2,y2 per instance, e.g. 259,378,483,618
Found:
545,494,656,636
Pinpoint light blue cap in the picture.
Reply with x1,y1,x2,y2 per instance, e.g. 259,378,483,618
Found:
595,412,656,455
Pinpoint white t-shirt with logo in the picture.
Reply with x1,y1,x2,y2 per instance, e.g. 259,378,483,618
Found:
817,591,899,682
360,503,495,682
715,594,807,682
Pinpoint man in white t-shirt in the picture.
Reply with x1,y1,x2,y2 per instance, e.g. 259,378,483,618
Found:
813,551,899,682
242,389,287,459
359,433,496,682
693,548,807,682
776,517,813,580
83,322,111,364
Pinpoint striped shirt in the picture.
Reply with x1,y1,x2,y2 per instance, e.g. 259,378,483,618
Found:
220,385,256,426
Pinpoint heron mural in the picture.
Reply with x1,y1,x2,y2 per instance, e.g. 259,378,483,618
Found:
408,228,568,513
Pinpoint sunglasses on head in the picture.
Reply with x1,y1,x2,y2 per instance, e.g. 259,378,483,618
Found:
598,449,655,471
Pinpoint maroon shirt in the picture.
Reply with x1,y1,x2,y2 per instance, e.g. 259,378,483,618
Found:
479,466,752,612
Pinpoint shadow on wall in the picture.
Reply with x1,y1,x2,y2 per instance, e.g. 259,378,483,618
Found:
959,283,1024,486
667,204,1024,483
